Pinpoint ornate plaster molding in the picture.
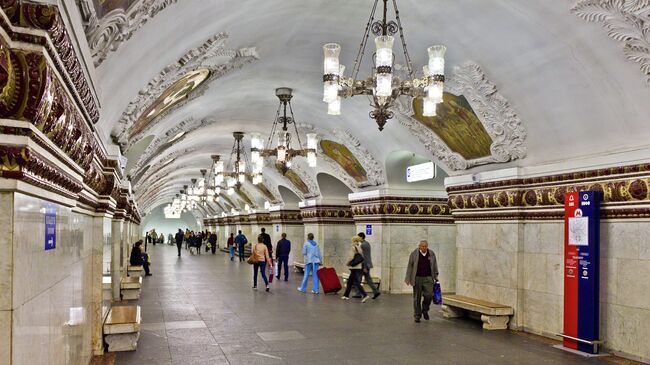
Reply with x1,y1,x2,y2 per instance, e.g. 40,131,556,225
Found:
127,117,217,175
83,0,180,66
133,147,199,192
114,33,259,146
571,0,650,84
298,123,385,188
395,61,527,171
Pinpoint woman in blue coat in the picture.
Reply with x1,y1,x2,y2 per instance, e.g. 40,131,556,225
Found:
297,233,322,294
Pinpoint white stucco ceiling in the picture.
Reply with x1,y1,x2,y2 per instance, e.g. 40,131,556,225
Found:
86,0,650,214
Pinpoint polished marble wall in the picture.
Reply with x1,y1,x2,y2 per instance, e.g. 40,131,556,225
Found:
456,220,650,363
271,224,304,265
8,193,103,365
303,223,356,273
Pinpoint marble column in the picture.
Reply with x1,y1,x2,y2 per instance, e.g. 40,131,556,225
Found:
270,209,304,265
0,193,13,365
90,215,105,356
111,219,123,301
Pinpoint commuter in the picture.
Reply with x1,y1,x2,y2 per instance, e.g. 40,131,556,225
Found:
184,229,191,249
129,240,151,276
168,233,173,246
260,228,273,281
195,231,202,255
160,234,165,245
145,232,150,252
175,229,184,257
235,230,248,262
151,230,157,246
341,236,368,302
227,233,235,261
252,235,272,291
404,240,439,323
209,231,218,254
298,233,321,294
275,233,291,281
356,232,380,299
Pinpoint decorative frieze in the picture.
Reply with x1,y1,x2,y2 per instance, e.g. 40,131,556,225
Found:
350,196,453,224
269,210,303,225
300,205,353,224
447,163,650,221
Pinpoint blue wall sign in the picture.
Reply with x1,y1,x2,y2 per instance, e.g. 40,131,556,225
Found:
365,224,372,236
44,203,56,250
275,224,280,233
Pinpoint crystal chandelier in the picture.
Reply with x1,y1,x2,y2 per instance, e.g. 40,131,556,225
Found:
322,0,446,130
214,132,261,194
250,87,317,176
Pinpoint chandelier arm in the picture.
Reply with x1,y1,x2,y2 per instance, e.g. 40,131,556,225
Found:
352,0,379,81
392,0,414,79
266,104,282,149
288,102,304,149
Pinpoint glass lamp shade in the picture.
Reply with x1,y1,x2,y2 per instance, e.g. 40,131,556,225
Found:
238,173,245,183
323,43,341,75
215,186,221,195
286,160,292,169
328,98,341,115
427,45,446,76
306,133,318,150
422,98,437,117
375,36,394,67
375,73,392,97
227,177,235,188
250,132,263,149
251,150,260,162
427,82,444,104
215,174,224,186
237,160,246,173
215,161,224,173
253,161,263,174
307,151,317,167
323,83,339,103
227,187,234,196
277,146,287,162
207,188,214,195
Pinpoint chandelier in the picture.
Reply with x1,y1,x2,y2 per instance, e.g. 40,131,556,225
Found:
322,0,446,130
214,132,261,193
250,87,317,176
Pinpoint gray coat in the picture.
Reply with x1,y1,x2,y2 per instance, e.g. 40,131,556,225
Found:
359,240,373,269
404,249,439,284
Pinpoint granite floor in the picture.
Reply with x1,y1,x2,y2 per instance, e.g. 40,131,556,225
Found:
115,244,620,365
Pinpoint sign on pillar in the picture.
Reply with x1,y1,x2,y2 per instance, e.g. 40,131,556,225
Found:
44,203,56,250
561,191,602,354
365,224,372,236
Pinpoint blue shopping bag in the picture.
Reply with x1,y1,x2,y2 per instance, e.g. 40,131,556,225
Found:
433,280,442,305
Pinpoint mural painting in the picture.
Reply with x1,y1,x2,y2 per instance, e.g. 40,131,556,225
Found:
129,68,211,138
412,93,493,160
237,189,254,206
320,140,367,182
276,163,309,194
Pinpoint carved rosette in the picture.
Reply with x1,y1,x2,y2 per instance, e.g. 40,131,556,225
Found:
395,62,527,171
299,205,354,224
349,196,453,224
448,163,650,221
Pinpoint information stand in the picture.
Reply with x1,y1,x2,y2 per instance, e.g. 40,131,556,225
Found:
560,191,602,354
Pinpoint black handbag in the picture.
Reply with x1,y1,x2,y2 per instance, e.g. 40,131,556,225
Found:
349,251,364,267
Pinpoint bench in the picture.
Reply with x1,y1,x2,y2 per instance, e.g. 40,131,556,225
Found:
340,272,381,291
120,276,142,300
441,294,513,330
103,305,141,352
293,261,305,272
127,265,144,277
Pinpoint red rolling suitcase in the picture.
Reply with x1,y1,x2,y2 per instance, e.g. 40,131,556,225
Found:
317,267,342,294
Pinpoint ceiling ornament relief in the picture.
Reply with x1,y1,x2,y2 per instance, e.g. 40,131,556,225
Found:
113,33,259,147
265,158,320,199
133,147,199,192
81,0,180,66
298,123,385,188
395,61,526,170
571,0,650,84
127,117,218,175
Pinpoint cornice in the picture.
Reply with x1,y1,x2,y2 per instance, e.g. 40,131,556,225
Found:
300,205,354,224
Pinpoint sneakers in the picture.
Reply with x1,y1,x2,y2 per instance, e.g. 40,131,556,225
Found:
297,288,306,293
341,296,350,300
361,295,369,303
414,318,421,323
265,286,270,292
276,275,280,280
252,286,257,290
423,311,430,320
311,291,319,294
372,292,381,299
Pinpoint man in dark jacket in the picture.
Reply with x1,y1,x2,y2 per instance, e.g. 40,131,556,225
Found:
260,228,272,255
175,229,184,257
358,232,380,299
130,240,151,276
275,233,291,281
405,240,439,323
234,230,248,261
209,232,218,254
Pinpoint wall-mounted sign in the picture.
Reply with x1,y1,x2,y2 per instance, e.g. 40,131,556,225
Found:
365,224,372,236
44,203,56,251
406,161,436,182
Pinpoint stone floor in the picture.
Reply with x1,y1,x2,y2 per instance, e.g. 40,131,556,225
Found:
114,244,622,365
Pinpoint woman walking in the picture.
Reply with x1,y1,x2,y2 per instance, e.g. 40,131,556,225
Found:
342,236,368,302
252,235,272,292
298,233,322,294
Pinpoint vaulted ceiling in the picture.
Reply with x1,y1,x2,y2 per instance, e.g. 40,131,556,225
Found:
77,0,650,217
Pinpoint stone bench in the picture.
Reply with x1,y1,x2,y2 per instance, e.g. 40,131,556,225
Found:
441,294,513,330
127,265,144,277
102,276,112,301
103,305,141,352
120,276,142,300
293,261,305,272
340,272,381,291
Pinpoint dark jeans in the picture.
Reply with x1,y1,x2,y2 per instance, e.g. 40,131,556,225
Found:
211,243,217,254
413,276,434,319
253,262,268,287
238,245,245,261
141,253,150,275
355,266,379,295
343,269,366,298
176,243,182,256
276,255,289,281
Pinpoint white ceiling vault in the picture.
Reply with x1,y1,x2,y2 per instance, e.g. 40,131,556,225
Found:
77,0,650,217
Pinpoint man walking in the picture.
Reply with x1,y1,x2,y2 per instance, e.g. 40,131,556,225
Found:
234,230,248,262
174,229,184,257
275,233,291,281
405,240,439,323
209,231,218,254
357,232,381,299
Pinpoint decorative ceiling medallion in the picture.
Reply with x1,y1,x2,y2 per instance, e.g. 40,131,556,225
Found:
396,62,526,170
571,0,650,84
129,69,210,139
113,33,259,147
81,0,180,66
